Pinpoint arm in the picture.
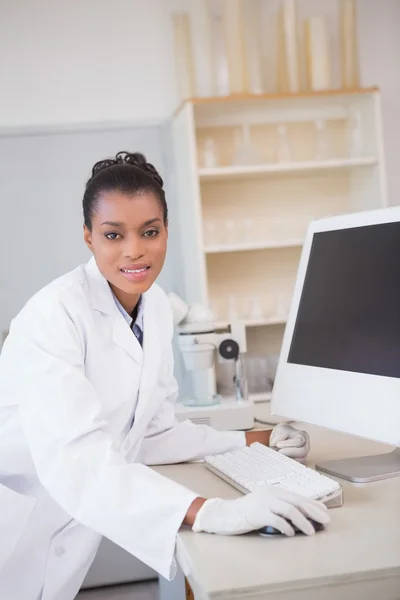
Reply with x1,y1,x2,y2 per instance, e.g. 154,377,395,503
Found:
137,376,247,464
138,356,273,464
137,340,273,465
181,430,272,526
245,429,272,446
136,293,246,463
1,300,197,580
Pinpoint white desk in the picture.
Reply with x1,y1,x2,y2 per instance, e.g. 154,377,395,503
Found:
157,404,400,600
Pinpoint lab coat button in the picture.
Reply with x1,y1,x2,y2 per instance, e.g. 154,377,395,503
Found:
55,545,65,557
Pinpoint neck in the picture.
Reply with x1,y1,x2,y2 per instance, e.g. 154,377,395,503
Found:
110,284,140,315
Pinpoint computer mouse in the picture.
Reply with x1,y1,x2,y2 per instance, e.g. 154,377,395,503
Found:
258,519,325,537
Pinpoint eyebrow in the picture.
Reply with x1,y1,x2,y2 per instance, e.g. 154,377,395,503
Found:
100,221,123,227
100,218,162,227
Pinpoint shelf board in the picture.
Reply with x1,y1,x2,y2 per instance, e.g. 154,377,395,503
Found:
192,88,379,103
199,157,378,182
174,87,379,114
215,317,286,329
205,238,303,254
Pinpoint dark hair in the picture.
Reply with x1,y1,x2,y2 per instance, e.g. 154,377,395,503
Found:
83,151,167,230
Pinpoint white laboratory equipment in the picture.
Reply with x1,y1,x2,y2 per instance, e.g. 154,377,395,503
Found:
169,293,254,430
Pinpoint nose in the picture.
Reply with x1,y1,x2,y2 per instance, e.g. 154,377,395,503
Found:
123,234,145,260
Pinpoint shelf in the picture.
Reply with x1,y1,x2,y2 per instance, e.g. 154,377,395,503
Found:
191,88,379,104
215,317,286,329
199,157,378,182
172,86,386,414
205,238,303,254
175,87,380,114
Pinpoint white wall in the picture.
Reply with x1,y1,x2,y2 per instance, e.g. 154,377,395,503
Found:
1,0,400,203
357,0,400,206
0,0,178,127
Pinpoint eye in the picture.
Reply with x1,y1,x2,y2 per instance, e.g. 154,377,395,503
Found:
143,229,159,238
105,232,121,240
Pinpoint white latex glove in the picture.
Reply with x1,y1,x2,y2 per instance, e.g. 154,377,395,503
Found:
270,423,310,461
193,486,330,537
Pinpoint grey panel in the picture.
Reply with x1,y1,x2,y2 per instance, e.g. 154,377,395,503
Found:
82,537,156,588
0,125,171,332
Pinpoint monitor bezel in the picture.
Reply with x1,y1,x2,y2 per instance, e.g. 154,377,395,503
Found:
271,206,400,446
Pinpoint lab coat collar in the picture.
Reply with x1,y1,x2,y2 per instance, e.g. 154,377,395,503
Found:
85,256,117,316
84,257,158,368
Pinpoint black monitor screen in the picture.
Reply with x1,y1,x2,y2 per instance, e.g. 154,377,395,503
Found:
288,221,400,379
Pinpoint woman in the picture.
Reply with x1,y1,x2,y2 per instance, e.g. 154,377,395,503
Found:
0,152,329,599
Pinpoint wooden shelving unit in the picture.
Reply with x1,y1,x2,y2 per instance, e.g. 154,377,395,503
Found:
171,89,387,403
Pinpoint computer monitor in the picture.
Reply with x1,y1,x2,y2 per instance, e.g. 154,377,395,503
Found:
271,206,400,483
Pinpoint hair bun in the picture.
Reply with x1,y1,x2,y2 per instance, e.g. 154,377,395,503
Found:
91,151,163,189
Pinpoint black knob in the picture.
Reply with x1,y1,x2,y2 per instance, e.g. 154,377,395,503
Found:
219,339,239,360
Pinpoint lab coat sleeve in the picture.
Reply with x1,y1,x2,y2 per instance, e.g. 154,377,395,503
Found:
5,300,198,581
136,348,246,466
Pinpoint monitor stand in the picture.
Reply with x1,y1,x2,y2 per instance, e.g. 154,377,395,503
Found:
316,448,400,483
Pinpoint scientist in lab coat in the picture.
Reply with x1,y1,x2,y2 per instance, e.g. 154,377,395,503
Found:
0,152,329,599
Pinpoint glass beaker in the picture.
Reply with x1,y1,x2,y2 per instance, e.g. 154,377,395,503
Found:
180,366,221,407
232,124,262,166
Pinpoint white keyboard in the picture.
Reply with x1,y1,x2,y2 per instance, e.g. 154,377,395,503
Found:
204,443,342,505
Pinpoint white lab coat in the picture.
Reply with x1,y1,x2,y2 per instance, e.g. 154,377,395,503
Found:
0,257,245,600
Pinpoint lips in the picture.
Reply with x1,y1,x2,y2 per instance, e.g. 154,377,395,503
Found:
120,264,151,282
120,264,150,274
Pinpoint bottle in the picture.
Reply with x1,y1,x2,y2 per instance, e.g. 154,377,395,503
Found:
348,109,363,158
232,124,261,166
315,120,330,161
276,125,292,163
202,137,218,168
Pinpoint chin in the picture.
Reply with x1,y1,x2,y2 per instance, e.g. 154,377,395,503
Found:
116,272,157,295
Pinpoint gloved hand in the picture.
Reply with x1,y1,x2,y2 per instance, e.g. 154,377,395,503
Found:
270,423,310,461
192,485,329,536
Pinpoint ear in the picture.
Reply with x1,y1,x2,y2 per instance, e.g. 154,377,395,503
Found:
83,225,93,252
165,219,169,238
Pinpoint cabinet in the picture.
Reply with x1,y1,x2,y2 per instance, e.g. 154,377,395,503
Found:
170,89,387,403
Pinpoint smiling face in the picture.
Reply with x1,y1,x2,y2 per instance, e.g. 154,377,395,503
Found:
83,190,168,313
